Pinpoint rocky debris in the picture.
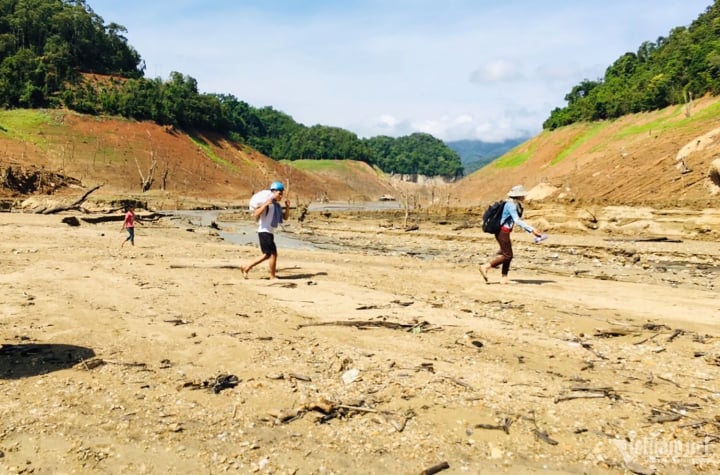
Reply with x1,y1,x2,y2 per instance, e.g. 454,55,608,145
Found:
2,165,81,195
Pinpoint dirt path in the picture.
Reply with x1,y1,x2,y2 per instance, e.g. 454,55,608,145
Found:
1,210,718,474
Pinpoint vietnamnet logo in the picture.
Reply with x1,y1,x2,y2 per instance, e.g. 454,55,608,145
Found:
610,431,717,467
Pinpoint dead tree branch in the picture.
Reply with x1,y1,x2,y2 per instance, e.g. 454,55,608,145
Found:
40,184,103,214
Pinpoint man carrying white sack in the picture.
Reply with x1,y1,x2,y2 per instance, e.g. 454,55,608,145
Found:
241,181,290,280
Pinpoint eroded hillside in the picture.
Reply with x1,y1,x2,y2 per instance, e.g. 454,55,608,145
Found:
2,97,720,211
0,110,393,209
457,95,720,208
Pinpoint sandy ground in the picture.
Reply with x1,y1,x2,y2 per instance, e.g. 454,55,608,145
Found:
1,207,719,475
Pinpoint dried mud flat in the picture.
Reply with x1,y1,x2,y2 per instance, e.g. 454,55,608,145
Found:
1,205,719,475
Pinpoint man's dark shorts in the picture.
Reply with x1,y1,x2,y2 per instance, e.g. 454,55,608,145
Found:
258,232,277,255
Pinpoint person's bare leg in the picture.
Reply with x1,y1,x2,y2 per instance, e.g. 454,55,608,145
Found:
243,254,269,278
481,253,505,284
500,275,511,284
268,253,278,279
479,263,490,283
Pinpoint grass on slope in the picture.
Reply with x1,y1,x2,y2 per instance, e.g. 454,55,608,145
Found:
492,140,539,168
0,109,54,144
286,159,389,177
188,133,239,172
285,159,355,172
550,122,607,166
615,101,720,138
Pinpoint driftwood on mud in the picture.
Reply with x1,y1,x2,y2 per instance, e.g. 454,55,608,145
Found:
579,341,608,360
655,374,682,387
419,461,450,475
603,236,683,243
297,320,440,332
533,429,559,445
555,385,618,403
475,417,513,434
179,374,240,394
647,401,703,424
594,328,634,338
647,411,683,424
678,418,720,429
169,264,241,270
164,319,191,326
522,411,560,445
76,358,147,370
80,212,165,224
555,392,608,403
61,216,81,227
633,332,661,345
40,184,102,214
268,398,414,434
435,375,474,391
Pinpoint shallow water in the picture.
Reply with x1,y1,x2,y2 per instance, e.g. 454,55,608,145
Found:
166,201,403,252
220,225,319,250
307,201,401,212
167,209,320,250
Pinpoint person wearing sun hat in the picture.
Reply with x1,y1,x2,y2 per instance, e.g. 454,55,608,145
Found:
479,185,544,284
241,181,290,280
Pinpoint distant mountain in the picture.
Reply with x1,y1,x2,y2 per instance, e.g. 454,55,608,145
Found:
446,138,527,175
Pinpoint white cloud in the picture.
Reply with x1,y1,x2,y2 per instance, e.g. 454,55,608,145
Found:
470,59,525,84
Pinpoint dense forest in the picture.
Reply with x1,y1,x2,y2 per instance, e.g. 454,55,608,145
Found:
0,0,463,177
544,1,720,129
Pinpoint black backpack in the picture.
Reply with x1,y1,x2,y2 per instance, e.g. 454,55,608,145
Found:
482,200,506,234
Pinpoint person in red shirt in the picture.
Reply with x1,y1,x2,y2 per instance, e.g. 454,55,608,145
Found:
121,204,140,247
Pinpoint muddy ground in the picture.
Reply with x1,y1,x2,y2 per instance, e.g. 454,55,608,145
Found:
1,204,719,474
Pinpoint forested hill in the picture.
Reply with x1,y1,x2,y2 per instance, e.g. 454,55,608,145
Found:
5,1,719,181
0,0,461,177
544,0,720,129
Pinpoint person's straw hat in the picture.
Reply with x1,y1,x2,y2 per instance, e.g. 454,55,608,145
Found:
507,185,528,198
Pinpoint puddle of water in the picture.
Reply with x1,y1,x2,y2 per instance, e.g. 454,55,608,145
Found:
167,210,319,250
219,225,319,250
166,202,404,251
308,201,402,212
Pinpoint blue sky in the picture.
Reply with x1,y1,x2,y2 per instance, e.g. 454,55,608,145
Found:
88,0,712,142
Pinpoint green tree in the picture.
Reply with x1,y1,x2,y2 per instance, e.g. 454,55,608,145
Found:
274,125,371,162
0,0,143,107
544,1,720,129
364,133,463,177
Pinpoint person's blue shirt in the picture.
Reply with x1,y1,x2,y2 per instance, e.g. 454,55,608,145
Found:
501,199,533,233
